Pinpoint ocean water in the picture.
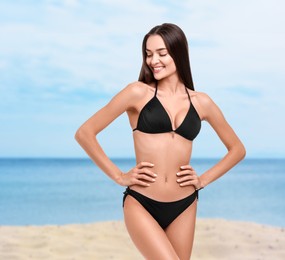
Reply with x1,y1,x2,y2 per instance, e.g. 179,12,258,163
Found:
0,158,284,227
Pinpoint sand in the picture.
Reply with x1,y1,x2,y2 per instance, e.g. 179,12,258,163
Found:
0,219,284,260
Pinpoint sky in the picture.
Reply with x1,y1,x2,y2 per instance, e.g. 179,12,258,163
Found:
0,0,284,158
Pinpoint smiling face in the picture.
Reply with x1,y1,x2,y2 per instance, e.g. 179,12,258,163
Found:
145,35,177,81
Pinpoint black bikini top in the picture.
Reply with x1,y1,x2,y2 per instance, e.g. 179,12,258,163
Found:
133,86,201,141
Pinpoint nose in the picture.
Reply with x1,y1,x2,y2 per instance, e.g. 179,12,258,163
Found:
150,54,160,66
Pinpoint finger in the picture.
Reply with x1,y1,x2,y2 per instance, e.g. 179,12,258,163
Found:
137,174,156,182
178,178,200,187
177,175,196,183
137,161,155,168
176,169,195,176
178,180,196,187
129,174,148,186
180,165,193,170
133,179,151,187
137,168,157,177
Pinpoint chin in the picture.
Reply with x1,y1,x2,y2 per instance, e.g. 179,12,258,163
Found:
153,74,165,81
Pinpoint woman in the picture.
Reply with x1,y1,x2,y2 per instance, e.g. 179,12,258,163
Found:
75,23,246,260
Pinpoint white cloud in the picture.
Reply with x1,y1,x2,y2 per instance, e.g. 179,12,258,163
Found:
0,0,171,94
0,0,284,157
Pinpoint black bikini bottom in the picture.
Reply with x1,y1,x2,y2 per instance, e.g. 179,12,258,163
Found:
123,187,198,229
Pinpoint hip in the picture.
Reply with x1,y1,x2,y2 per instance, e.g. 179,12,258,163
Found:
129,179,196,202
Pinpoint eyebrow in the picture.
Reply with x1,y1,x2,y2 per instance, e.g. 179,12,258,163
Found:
146,48,167,52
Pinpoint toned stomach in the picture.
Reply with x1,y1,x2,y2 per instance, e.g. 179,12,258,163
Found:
131,131,196,201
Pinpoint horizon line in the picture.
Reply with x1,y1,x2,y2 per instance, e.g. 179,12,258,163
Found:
0,157,284,160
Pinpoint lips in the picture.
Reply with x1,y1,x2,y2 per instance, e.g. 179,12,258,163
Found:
152,66,164,73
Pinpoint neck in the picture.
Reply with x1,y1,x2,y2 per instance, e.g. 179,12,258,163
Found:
157,75,184,95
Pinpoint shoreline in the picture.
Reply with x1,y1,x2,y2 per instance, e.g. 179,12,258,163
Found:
1,217,283,228
0,218,284,260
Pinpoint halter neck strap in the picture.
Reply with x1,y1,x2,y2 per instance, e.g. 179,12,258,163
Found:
154,85,191,100
185,86,191,101
154,84,158,96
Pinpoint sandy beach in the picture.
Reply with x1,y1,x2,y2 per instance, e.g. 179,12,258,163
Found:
0,219,284,260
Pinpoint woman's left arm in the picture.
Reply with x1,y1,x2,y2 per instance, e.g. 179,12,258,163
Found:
197,92,246,188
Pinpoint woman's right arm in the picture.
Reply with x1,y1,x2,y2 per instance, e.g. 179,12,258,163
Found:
75,82,156,186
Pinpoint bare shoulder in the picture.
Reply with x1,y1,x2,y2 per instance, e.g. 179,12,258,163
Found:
125,81,155,99
190,90,213,106
115,81,155,111
189,90,220,120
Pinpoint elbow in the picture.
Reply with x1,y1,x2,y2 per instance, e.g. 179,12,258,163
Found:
228,141,246,162
74,128,82,143
237,142,246,162
240,144,246,160
75,126,97,145
75,127,89,144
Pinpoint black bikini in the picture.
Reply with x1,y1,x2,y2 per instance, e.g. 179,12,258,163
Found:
123,85,201,230
133,85,201,141
123,187,198,229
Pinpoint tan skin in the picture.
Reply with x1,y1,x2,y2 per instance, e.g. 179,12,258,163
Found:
75,35,246,259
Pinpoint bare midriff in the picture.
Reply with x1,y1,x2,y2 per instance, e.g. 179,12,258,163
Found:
131,130,196,202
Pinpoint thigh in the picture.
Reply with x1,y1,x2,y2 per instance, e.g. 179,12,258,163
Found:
123,195,179,260
165,199,198,260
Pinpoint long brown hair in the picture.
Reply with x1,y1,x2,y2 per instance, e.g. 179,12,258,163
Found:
138,23,195,90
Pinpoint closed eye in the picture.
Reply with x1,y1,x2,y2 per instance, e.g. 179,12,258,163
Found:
146,53,167,57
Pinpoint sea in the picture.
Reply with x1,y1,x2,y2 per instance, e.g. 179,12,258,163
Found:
0,158,284,227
